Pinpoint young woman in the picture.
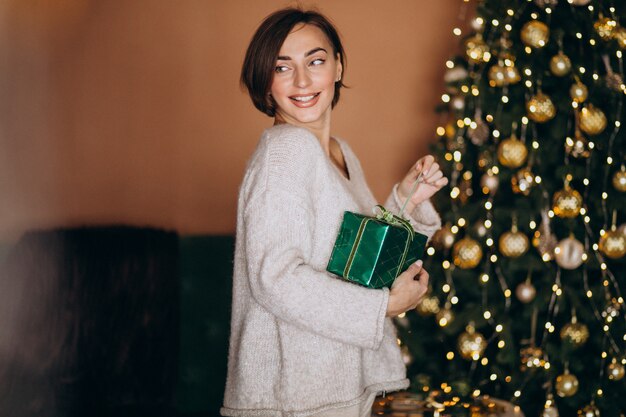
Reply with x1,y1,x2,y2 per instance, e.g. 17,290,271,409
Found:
221,8,448,417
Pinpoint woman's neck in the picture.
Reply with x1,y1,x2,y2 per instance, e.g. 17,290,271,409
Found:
273,114,332,156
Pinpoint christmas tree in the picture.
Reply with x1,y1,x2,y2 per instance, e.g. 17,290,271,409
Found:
396,1,626,416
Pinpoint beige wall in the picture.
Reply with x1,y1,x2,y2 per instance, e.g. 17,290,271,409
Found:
0,0,465,239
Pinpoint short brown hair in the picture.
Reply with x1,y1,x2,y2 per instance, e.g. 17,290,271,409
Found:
241,8,347,117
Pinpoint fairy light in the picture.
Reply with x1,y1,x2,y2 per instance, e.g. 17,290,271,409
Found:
580,67,586,74
602,192,608,200
524,68,532,76
598,389,604,396
590,39,596,46
451,296,459,304
443,284,451,293
584,216,591,223
485,219,492,228
486,114,494,122
529,220,537,229
525,46,532,54
492,19,499,26
505,376,511,383
473,390,481,397
490,374,497,381
456,120,464,128
458,217,466,227
498,340,505,348
484,311,492,319
446,60,454,69
492,166,499,174
576,32,583,39
581,253,588,261
572,101,579,109
481,273,490,283
532,140,539,149
583,178,589,185
442,94,451,103
616,121,621,127
472,86,480,96
505,24,512,31
514,391,521,398
485,201,493,210
504,289,511,298
507,9,514,16
495,324,503,332
502,96,509,103
450,188,460,199
481,358,488,366
486,238,494,247
588,5,594,11
445,153,453,161
548,210,554,218
589,141,595,149
461,85,470,93
447,351,455,360
427,247,436,256
587,290,593,298
607,156,613,164
592,72,599,80
453,27,462,36
490,254,498,262
601,263,607,270
443,260,451,269
545,7,552,14
530,12,538,19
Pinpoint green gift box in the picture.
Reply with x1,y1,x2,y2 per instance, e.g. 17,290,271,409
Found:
327,205,428,289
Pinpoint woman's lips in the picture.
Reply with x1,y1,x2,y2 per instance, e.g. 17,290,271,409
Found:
289,92,321,108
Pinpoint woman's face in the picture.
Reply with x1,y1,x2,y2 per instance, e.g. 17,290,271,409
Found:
270,24,342,129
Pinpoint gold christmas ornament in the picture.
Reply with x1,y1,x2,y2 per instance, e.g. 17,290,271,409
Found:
534,210,558,261
594,16,618,40
579,104,607,135
457,324,487,360
554,235,585,270
499,223,529,258
432,224,456,250
453,237,483,269
560,316,589,347
416,294,440,316
515,278,537,303
521,20,550,48
578,403,600,417
556,370,579,397
598,226,626,259
498,134,528,168
608,358,625,381
550,52,572,77
570,81,589,103
465,34,490,63
436,306,454,327
565,131,591,159
613,166,626,192
605,72,624,92
527,92,556,123
511,167,536,195
488,64,508,87
520,346,545,371
614,26,626,50
552,182,583,218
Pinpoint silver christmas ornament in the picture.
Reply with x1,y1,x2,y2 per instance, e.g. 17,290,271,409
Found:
554,235,585,269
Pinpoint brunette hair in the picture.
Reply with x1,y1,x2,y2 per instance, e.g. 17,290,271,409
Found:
241,8,346,117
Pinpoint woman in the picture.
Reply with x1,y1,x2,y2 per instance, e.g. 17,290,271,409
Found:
221,7,448,417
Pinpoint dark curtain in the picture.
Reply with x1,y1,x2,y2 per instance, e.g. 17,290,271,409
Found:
0,226,179,417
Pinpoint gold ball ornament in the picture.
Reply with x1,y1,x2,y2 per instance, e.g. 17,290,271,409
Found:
556,371,579,397
594,16,618,40
608,358,625,381
511,167,536,195
613,166,626,192
499,228,529,258
521,20,550,48
552,185,583,218
554,236,585,270
468,118,490,146
579,105,607,135
550,52,572,77
457,324,487,360
515,280,537,303
436,307,455,327
605,72,624,92
570,81,589,103
452,237,483,269
565,131,591,159
498,135,528,168
416,294,440,316
488,64,508,88
431,224,455,250
577,404,600,417
614,26,626,50
520,346,545,371
465,34,490,63
598,227,626,259
560,320,589,347
527,92,556,123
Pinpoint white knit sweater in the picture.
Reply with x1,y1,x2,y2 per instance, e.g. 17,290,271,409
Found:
221,124,442,417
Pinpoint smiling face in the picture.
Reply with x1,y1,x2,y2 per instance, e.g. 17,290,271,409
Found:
270,23,342,131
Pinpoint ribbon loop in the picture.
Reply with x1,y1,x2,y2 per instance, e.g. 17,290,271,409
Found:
373,205,415,240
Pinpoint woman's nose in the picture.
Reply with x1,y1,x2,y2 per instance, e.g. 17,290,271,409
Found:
293,68,312,88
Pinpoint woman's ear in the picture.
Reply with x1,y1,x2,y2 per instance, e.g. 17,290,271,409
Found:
335,54,343,82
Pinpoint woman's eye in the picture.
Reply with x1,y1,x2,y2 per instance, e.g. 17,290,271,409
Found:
275,65,289,73
311,58,325,66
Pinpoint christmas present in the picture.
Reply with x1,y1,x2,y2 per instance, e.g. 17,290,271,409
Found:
326,205,427,289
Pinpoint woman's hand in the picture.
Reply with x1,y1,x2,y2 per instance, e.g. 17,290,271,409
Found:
397,155,448,215
386,260,429,317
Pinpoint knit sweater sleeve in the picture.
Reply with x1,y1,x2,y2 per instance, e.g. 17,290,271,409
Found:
241,126,389,350
384,184,442,240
